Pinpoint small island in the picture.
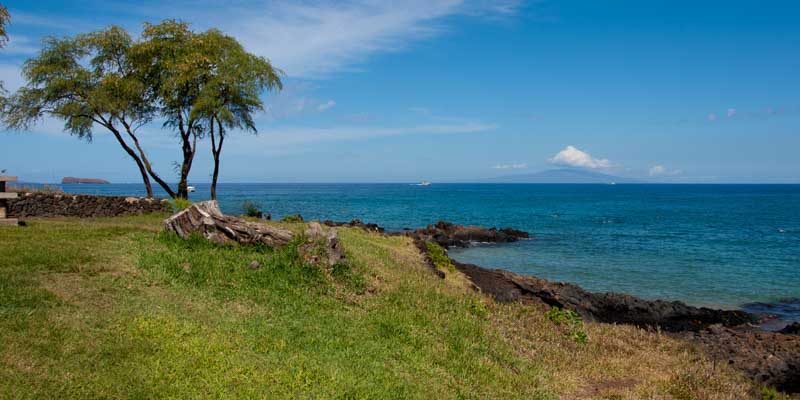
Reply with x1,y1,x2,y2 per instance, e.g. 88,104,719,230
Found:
61,177,111,184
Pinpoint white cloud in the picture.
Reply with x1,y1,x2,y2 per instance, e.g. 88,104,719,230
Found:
215,0,523,78
317,100,336,111
0,63,26,92
226,121,495,154
3,35,40,56
649,165,682,177
492,163,527,170
649,165,666,176
548,145,611,169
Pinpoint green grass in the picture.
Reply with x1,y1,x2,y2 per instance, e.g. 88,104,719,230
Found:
0,215,756,399
425,241,455,272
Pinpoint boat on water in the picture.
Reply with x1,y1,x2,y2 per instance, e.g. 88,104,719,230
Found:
412,181,432,186
187,186,196,193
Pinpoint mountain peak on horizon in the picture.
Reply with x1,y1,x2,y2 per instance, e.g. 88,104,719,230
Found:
490,168,640,184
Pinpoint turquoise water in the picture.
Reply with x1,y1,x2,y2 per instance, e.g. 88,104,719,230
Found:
52,183,800,314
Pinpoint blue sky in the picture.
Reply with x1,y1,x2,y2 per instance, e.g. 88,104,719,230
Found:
1,0,799,183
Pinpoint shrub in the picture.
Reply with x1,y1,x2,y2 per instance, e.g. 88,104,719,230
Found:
169,198,193,213
281,214,304,223
425,241,455,272
241,200,263,218
468,298,488,318
546,306,588,344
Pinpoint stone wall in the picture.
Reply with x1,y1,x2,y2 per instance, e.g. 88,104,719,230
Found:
7,192,170,218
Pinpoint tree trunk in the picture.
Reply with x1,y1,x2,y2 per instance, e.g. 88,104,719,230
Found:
210,119,224,201
164,200,294,247
176,114,196,199
121,120,177,199
108,126,154,198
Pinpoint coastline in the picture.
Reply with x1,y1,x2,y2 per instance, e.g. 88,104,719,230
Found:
328,217,800,392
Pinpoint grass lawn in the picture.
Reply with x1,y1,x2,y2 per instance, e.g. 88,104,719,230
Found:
0,215,755,399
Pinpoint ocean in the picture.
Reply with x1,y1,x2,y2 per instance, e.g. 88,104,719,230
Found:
48,182,800,322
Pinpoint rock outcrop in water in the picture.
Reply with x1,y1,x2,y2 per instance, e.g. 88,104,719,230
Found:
451,260,755,332
412,221,529,248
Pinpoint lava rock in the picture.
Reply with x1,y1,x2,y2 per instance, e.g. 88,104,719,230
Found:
779,322,800,335
410,220,530,248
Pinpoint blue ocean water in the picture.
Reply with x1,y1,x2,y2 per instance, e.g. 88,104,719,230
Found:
51,183,800,316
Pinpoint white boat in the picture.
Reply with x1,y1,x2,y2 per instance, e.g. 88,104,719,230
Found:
187,186,196,192
412,181,431,186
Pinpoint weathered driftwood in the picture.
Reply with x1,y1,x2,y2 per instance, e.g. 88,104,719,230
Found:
164,200,294,247
164,201,345,268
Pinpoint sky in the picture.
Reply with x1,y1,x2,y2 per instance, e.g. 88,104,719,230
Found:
1,0,799,183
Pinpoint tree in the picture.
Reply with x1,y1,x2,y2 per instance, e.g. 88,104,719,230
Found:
0,5,9,49
1,27,166,197
191,29,282,200
3,20,282,200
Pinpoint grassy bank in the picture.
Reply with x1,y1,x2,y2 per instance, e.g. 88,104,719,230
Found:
0,215,756,399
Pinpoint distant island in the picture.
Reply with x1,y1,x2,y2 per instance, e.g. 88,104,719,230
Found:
490,168,639,184
61,177,111,184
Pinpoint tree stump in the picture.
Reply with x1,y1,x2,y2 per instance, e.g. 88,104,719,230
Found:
164,201,346,268
164,200,294,247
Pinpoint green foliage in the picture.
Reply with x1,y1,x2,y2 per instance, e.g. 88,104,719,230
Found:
468,298,489,318
169,198,192,213
425,241,455,272
761,386,788,400
0,5,9,48
1,20,283,199
241,200,262,218
545,307,588,344
281,214,304,223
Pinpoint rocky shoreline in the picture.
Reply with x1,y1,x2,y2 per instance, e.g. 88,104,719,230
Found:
328,218,799,393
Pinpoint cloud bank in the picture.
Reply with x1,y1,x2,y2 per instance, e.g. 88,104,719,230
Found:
548,145,611,169
649,165,682,177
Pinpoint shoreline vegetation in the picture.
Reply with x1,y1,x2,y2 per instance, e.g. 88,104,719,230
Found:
1,198,797,398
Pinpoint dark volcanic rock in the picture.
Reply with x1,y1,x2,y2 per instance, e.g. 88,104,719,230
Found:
412,221,530,248
8,192,169,218
452,261,755,332
779,322,800,335
686,325,800,393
